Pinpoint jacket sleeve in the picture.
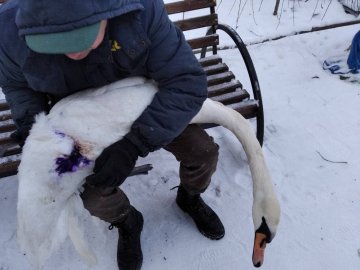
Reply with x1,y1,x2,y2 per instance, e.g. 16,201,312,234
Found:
1,85,48,129
0,5,49,131
0,61,48,130
127,0,208,156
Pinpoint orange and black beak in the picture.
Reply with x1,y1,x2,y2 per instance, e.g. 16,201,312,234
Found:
252,217,272,267
252,232,267,267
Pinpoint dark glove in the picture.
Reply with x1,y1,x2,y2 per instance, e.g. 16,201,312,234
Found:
86,137,141,187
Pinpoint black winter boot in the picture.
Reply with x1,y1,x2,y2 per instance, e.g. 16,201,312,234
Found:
111,206,144,270
176,186,225,240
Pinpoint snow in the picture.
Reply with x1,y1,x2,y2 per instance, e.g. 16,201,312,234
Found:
1,1,360,270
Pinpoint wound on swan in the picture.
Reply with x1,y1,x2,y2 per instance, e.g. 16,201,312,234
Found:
55,145,91,175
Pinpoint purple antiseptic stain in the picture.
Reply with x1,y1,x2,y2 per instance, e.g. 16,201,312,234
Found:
54,130,66,138
55,145,91,175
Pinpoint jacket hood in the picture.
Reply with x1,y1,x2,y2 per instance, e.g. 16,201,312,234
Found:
16,0,144,36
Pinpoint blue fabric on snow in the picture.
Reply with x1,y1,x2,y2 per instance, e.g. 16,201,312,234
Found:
323,55,354,75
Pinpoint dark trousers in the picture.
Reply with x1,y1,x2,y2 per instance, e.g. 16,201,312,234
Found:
81,124,219,224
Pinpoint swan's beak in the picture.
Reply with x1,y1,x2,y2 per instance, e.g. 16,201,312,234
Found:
252,232,267,267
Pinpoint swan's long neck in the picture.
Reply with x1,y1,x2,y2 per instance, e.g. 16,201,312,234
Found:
191,99,280,235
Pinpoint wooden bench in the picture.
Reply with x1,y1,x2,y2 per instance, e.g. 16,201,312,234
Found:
0,0,264,178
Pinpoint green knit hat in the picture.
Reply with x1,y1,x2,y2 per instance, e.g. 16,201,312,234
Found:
25,22,100,54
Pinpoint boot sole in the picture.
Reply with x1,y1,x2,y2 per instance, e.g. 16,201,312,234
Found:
198,227,225,240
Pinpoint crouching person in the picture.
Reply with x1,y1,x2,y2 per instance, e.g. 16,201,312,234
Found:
0,0,224,269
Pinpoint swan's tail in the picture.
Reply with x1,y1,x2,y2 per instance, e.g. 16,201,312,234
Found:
67,195,97,266
17,194,97,269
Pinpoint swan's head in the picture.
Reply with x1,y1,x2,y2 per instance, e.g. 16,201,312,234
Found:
251,192,281,267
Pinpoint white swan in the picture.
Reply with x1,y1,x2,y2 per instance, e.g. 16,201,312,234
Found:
17,77,280,269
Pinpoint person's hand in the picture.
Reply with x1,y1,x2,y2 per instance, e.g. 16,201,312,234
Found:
86,137,140,187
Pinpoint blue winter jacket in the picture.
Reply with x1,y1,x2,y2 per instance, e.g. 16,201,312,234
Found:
347,31,360,71
0,0,207,154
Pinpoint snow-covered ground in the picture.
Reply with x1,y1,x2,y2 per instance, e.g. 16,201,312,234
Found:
1,1,360,270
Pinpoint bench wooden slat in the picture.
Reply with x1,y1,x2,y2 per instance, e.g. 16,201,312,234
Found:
0,100,9,111
230,100,260,119
0,119,16,133
207,71,235,86
0,110,12,121
1,147,21,158
199,55,222,67
165,0,216,15
0,132,14,145
211,89,250,104
208,80,243,97
187,34,219,50
0,155,20,178
174,14,218,32
200,100,259,129
203,62,228,76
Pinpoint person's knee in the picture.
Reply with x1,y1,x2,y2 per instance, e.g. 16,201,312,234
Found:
81,185,131,224
180,140,219,194
194,139,219,167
